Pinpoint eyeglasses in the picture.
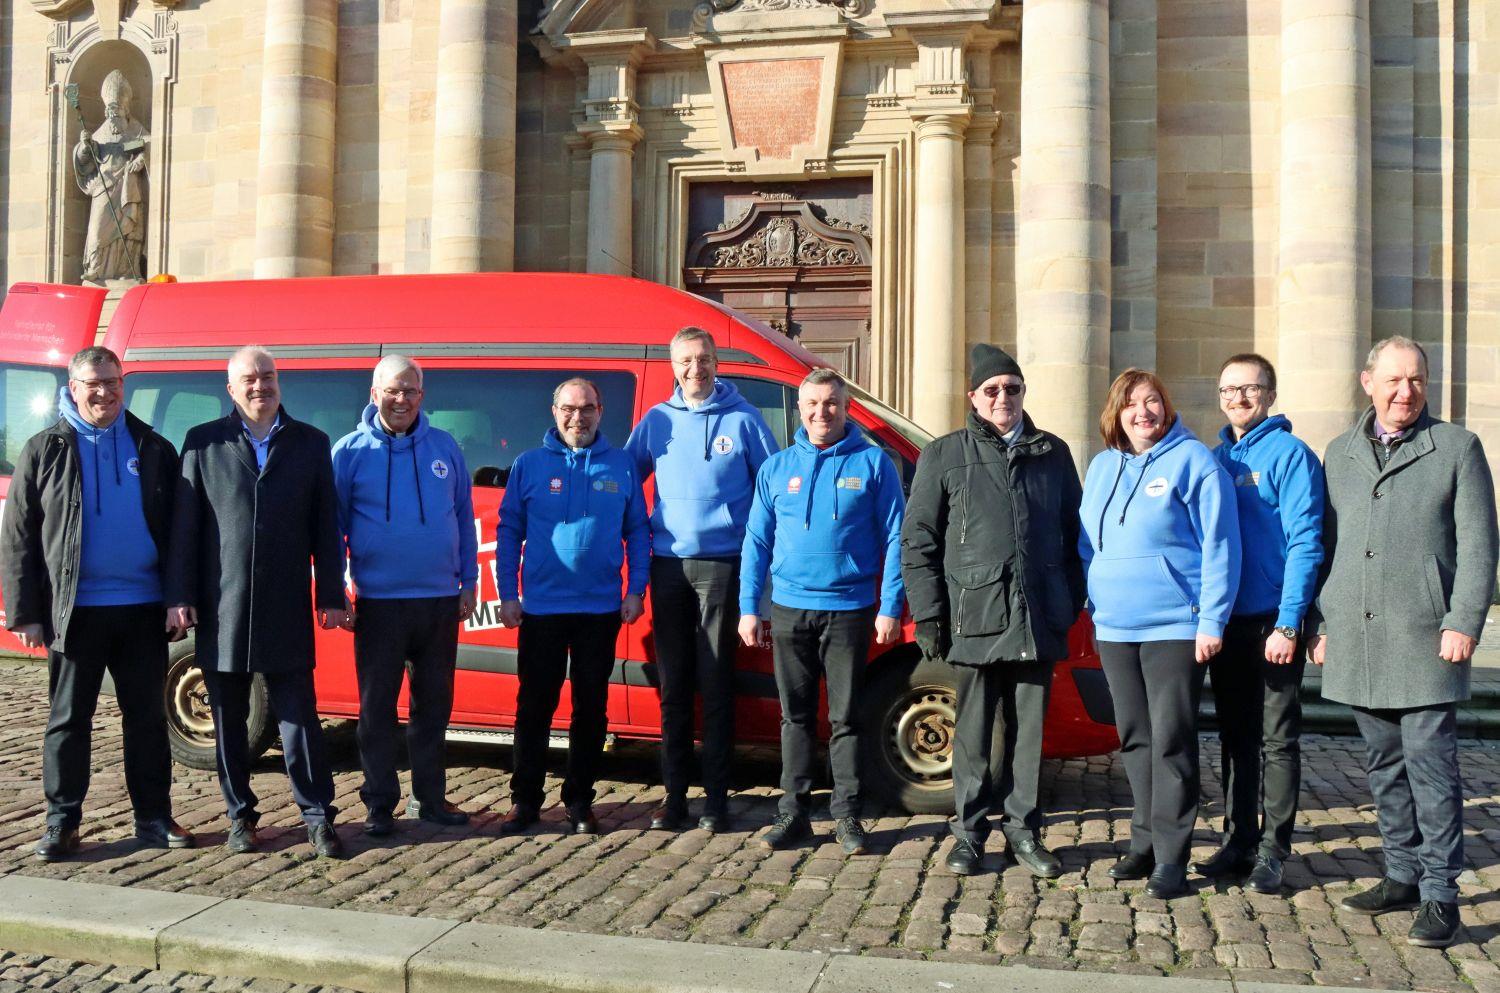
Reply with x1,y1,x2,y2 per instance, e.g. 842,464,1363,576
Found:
72,378,122,393
557,404,599,419
979,383,1025,399
380,388,423,400
1218,384,1268,400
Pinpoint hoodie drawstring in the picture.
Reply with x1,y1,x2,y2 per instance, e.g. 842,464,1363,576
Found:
410,445,426,525
1096,455,1126,551
384,443,393,522
91,424,101,515
1101,451,1155,550
382,436,428,525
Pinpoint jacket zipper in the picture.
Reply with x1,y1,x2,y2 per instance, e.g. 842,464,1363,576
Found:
955,586,966,636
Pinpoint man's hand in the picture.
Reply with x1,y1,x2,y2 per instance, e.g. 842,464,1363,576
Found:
458,587,478,623
168,605,196,633
914,619,949,661
1440,629,1477,664
13,624,44,651
739,614,770,649
318,608,349,631
621,594,644,624
1195,634,1223,664
1264,630,1298,665
874,614,900,646
1308,634,1327,666
500,599,523,629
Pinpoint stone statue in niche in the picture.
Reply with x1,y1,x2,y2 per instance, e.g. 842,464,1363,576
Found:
73,70,148,283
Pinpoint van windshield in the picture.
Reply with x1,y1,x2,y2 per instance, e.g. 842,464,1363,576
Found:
0,363,66,475
845,381,933,453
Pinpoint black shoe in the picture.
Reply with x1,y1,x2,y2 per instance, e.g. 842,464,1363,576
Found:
1108,850,1155,880
499,803,539,835
650,800,689,831
1007,834,1063,878
835,817,868,855
406,798,471,827
566,806,600,835
1145,863,1190,899
363,809,396,837
226,818,259,854
761,812,811,850
135,817,196,850
1246,854,1284,894
1407,900,1461,948
946,837,984,876
1190,844,1255,878
308,822,345,859
1339,877,1420,916
34,825,80,862
698,812,731,833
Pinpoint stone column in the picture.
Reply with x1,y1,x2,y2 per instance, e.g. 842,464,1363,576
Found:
910,110,972,434
1015,0,1110,470
432,0,519,273
254,0,338,279
1277,0,1371,451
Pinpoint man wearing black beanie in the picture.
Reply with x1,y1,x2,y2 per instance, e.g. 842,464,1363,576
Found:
900,343,1086,877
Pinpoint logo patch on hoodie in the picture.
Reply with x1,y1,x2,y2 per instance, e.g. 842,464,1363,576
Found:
787,476,803,495
549,477,563,495
1144,477,1170,498
431,459,449,479
592,478,620,494
835,476,864,491
126,457,141,477
713,435,735,456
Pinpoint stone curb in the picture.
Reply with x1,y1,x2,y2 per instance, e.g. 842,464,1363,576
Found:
0,875,1385,993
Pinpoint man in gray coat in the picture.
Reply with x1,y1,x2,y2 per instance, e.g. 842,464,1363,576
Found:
1310,335,1498,948
167,346,349,859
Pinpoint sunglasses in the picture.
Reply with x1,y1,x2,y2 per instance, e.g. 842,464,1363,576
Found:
979,383,1025,399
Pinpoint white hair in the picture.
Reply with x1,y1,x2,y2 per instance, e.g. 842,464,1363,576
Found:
227,345,275,377
372,354,423,388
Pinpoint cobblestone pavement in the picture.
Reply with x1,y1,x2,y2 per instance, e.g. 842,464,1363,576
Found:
0,950,356,992
2,660,1500,992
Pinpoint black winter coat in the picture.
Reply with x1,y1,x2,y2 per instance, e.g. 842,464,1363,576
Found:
165,409,345,674
0,411,177,651
900,411,1086,665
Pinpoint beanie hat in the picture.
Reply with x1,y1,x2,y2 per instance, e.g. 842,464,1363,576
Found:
970,343,1023,389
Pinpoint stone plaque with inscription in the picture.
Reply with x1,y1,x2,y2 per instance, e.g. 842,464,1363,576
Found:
720,58,822,161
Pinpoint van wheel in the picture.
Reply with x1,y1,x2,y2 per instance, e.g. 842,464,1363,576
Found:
165,639,275,770
859,651,957,815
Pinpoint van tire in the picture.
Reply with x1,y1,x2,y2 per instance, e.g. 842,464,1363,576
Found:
859,650,958,815
165,638,275,770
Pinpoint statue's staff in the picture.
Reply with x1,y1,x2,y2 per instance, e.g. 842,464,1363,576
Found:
64,82,142,281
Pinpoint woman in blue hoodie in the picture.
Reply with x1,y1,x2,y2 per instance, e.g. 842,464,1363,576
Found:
1079,369,1240,899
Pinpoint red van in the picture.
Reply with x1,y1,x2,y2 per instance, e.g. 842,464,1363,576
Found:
0,273,1117,813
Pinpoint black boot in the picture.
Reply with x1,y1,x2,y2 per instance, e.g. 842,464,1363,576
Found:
1339,878,1420,916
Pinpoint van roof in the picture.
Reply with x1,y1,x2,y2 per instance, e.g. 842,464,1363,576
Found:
102,272,824,372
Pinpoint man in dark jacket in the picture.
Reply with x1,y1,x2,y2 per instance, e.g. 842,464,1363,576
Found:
900,344,1084,877
167,346,349,858
1,347,193,861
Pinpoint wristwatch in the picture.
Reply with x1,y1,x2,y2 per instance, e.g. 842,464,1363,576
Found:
1274,625,1298,640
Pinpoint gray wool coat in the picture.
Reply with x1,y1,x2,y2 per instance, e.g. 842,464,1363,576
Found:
1311,407,1498,709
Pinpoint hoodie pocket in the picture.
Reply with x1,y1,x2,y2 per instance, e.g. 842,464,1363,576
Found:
1086,554,1196,632
947,562,1011,637
772,550,862,595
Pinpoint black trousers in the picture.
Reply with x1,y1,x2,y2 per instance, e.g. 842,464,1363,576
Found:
44,604,173,829
770,604,875,820
949,659,1054,844
1353,703,1464,904
202,667,337,827
510,611,621,811
1207,615,1304,858
354,595,460,815
1099,639,1203,866
649,556,739,812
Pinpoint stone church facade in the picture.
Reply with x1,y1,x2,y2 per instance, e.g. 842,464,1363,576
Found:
0,0,1496,476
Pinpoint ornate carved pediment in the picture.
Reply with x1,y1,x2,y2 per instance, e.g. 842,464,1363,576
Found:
686,198,872,271
31,0,180,20
694,0,870,20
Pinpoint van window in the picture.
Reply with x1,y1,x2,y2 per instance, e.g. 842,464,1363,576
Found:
721,375,795,450
125,368,637,484
0,363,65,475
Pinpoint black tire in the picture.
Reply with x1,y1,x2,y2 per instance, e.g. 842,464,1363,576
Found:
164,637,275,770
859,650,958,815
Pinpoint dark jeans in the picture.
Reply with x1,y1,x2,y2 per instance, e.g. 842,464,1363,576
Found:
510,611,622,811
770,603,875,820
202,668,337,827
1099,639,1203,866
1207,615,1305,858
949,659,1054,845
1352,702,1464,904
44,604,173,828
354,595,461,815
649,556,739,813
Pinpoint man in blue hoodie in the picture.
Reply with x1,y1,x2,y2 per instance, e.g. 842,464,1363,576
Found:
739,368,905,855
332,355,479,838
1195,354,1324,894
626,327,779,833
496,377,650,836
1,347,193,860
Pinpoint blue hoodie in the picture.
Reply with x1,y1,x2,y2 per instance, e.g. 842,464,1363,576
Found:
58,387,162,606
1079,416,1241,641
332,404,479,600
1212,414,1325,629
496,427,650,615
625,379,780,558
740,423,906,617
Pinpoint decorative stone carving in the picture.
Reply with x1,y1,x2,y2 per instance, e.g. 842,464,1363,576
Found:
692,0,870,27
73,69,148,283
688,197,872,271
31,0,181,19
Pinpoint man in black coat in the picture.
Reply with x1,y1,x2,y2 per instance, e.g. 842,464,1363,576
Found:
167,346,348,858
1,347,194,860
900,344,1085,877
